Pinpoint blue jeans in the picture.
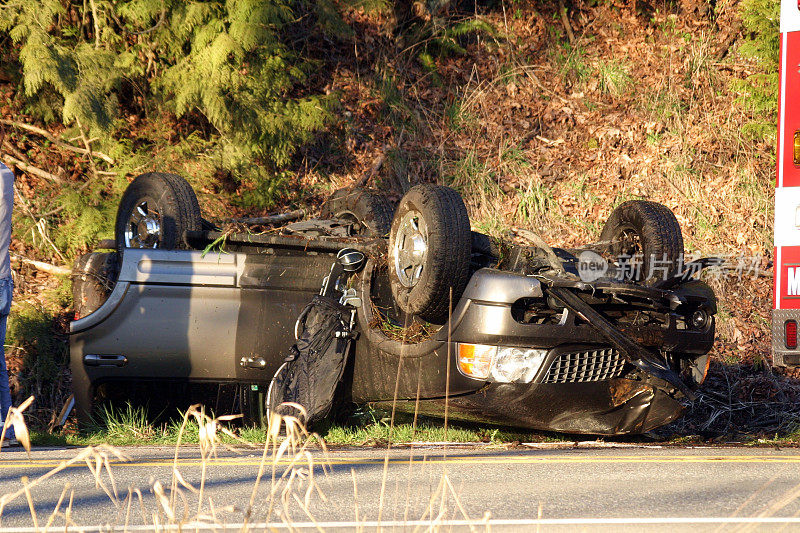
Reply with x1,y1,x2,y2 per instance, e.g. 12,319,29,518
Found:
0,277,13,440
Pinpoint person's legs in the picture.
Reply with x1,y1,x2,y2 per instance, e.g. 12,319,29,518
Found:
0,277,14,441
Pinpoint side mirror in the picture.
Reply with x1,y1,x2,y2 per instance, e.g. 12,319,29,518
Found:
337,249,365,272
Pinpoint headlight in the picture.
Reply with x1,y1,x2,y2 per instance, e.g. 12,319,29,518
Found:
491,347,547,383
457,343,547,383
690,308,710,329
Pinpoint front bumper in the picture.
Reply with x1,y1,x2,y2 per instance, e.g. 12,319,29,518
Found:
382,379,684,435
448,268,715,357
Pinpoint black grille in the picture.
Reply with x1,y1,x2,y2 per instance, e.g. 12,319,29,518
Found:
542,348,626,383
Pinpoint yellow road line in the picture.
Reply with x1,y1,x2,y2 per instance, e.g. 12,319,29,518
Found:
3,454,800,469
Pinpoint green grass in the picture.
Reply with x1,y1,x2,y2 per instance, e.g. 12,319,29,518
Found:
6,303,70,425
322,422,536,446
596,60,633,97
516,181,555,224
33,403,565,447
550,42,591,84
446,152,503,211
445,101,470,131
640,87,688,128
469,211,512,239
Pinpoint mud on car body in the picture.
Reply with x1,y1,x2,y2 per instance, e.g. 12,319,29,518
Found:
70,173,716,435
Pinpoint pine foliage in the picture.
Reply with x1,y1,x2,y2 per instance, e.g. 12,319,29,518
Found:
0,0,122,133
0,0,388,259
733,0,780,139
0,0,352,166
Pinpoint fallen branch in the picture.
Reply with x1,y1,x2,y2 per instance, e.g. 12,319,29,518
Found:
10,253,71,276
354,144,390,189
0,119,115,164
227,209,305,225
557,0,575,46
354,127,406,190
1,152,64,184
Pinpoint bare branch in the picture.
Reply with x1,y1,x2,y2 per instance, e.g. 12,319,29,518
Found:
10,253,71,276
0,151,65,184
354,127,406,190
0,119,115,164
558,0,575,46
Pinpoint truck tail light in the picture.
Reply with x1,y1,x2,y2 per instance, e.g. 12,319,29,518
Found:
794,131,800,166
786,320,798,349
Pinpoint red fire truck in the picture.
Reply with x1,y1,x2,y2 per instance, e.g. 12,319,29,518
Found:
774,0,800,365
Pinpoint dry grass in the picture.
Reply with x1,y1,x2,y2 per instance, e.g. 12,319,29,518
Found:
368,301,440,343
662,362,800,442
0,399,497,530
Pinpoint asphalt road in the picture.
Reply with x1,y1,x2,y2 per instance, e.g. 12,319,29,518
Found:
2,443,800,531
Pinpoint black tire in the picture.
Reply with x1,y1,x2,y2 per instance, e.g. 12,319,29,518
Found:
115,173,202,258
388,184,472,324
319,187,395,237
599,200,683,284
673,279,718,315
71,252,117,319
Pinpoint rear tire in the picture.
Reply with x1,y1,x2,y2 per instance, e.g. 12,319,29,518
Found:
388,185,472,324
320,187,395,237
115,173,202,259
599,200,683,284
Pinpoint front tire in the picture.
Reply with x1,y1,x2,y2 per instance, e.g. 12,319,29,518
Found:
388,184,472,324
71,252,117,319
599,200,683,284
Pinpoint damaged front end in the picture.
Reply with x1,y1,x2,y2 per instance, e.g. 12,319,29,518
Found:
397,241,717,435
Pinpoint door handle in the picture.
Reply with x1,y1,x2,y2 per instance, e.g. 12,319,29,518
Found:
240,356,267,369
84,354,128,367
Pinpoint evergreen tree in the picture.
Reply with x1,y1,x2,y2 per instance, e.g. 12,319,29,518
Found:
0,0,342,166
733,0,780,139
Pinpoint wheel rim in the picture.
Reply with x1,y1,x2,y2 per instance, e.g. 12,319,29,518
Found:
616,226,642,257
336,211,365,235
612,225,644,280
124,199,162,248
393,210,428,288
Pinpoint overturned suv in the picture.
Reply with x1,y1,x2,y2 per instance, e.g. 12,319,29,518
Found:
70,173,716,435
